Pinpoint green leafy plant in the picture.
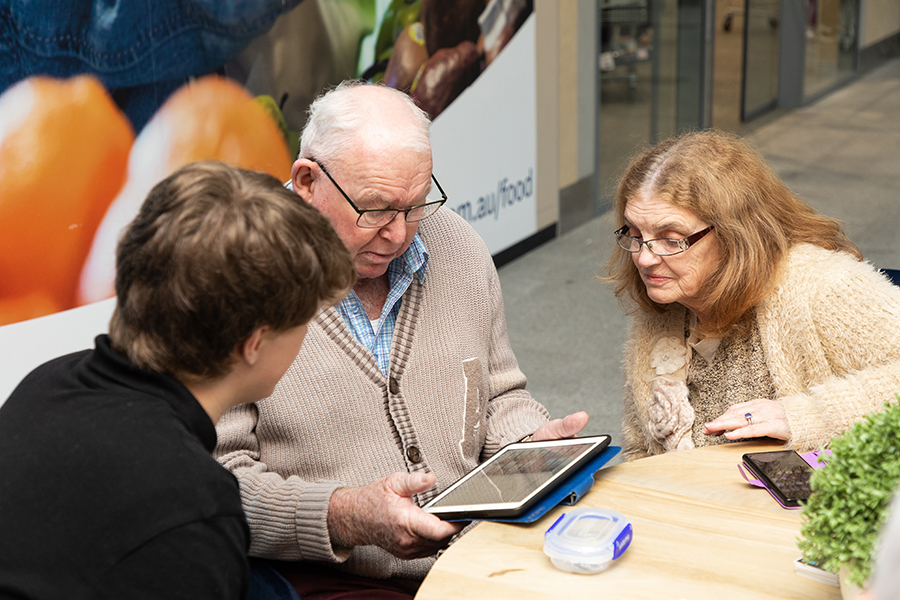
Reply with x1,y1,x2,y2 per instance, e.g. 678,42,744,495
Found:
798,400,900,587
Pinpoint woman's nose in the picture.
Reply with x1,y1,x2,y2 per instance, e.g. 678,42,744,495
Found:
635,243,662,267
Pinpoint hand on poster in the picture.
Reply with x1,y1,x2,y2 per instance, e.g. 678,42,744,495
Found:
0,75,294,327
372,0,533,119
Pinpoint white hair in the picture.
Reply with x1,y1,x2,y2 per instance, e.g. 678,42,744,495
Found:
298,80,432,163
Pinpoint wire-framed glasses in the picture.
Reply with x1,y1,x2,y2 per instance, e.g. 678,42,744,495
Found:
614,224,714,257
311,158,447,229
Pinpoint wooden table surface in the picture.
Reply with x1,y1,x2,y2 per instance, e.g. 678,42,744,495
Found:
415,440,841,599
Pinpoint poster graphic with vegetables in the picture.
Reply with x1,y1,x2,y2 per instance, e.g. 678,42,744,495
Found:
364,0,538,254
0,75,293,328
0,0,537,403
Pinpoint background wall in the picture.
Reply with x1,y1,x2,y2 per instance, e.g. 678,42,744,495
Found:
536,0,562,231
556,0,600,233
862,0,900,46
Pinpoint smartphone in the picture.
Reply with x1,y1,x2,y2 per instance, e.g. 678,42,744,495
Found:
742,450,814,508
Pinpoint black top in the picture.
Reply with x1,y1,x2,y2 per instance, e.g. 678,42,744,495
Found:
0,335,249,599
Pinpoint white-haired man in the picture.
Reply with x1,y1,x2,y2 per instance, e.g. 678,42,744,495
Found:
215,81,588,599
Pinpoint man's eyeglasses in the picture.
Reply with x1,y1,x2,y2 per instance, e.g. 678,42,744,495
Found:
614,224,714,257
310,158,447,229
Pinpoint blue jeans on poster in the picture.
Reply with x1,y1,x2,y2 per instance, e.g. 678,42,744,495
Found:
0,0,302,129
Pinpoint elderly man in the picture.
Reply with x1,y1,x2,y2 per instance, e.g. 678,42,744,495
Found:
214,81,588,599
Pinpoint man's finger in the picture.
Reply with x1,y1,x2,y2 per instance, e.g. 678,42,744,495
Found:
387,471,436,497
562,411,589,437
532,411,590,441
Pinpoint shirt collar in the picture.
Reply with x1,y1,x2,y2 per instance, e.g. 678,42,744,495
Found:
393,233,429,283
91,335,218,451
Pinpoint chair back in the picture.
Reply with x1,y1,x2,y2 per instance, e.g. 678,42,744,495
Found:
881,269,900,287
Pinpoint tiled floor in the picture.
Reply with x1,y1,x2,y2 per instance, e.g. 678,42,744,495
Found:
498,57,900,458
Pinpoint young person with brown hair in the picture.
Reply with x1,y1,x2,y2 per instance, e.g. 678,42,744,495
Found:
0,160,355,599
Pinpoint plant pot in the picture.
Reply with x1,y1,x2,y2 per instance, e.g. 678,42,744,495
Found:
839,565,864,600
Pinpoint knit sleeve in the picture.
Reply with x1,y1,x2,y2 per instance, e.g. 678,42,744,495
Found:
213,402,351,563
620,307,681,460
480,252,550,459
621,377,654,461
621,316,649,461
763,247,900,451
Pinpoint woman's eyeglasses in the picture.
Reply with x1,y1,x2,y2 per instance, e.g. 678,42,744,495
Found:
614,225,714,257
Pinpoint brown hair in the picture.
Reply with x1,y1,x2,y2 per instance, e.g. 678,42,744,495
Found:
606,129,861,337
109,160,356,380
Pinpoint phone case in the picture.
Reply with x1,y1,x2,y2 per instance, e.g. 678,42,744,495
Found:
737,449,831,509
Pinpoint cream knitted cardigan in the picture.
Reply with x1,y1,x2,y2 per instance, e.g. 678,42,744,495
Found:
622,243,900,461
214,208,550,580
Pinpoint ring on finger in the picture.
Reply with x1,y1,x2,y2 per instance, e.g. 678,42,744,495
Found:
745,412,753,426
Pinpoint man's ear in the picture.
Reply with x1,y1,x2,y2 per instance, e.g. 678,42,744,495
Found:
291,158,316,203
239,326,269,367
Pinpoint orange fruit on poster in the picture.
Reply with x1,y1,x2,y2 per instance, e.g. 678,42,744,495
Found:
159,75,293,179
78,75,294,304
0,75,134,327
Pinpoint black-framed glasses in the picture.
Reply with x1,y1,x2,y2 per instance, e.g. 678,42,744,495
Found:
614,224,714,257
310,158,447,229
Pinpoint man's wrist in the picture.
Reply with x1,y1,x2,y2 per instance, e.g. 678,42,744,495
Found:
326,487,356,550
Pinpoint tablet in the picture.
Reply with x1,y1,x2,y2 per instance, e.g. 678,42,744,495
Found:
422,435,612,520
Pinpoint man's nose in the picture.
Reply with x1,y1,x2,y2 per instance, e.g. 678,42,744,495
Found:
379,213,408,243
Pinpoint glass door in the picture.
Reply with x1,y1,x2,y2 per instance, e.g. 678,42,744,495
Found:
598,0,708,206
742,0,780,119
803,0,857,98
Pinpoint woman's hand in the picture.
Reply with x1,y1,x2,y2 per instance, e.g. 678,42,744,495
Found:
702,399,790,441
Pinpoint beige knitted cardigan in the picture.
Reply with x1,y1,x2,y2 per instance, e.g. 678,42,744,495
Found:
622,243,900,461
214,208,550,580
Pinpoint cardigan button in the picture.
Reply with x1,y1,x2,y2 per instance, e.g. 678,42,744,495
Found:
406,446,422,464
389,377,400,395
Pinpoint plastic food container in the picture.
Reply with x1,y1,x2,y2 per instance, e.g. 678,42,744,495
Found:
542,508,632,574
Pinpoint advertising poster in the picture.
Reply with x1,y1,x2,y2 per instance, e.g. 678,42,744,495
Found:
431,14,536,255
0,0,539,404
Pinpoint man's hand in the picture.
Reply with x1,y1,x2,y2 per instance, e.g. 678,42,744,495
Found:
530,411,589,442
327,472,464,560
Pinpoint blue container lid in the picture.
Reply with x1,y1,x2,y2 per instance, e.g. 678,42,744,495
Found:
543,508,633,574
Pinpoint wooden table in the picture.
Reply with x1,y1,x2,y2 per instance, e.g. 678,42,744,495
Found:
415,440,841,599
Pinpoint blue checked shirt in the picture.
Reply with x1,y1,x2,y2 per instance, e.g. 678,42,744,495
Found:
336,235,429,374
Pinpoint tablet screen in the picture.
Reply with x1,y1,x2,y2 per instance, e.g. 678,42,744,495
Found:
423,435,611,519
